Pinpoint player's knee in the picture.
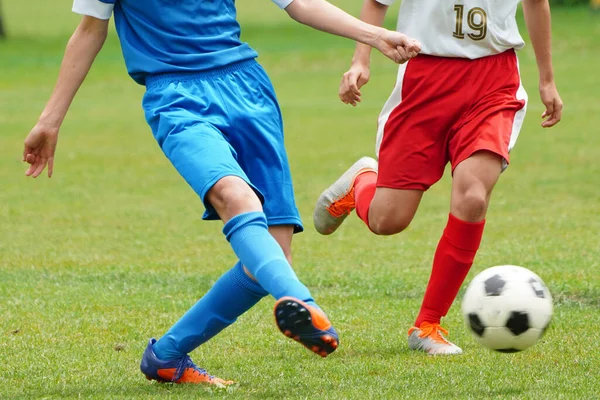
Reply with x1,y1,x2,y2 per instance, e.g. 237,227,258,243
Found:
453,187,489,221
208,176,262,216
369,213,411,236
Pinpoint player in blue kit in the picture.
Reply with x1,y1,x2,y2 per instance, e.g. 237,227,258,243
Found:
22,0,420,386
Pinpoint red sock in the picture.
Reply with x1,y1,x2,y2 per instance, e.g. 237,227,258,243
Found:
354,171,377,227
415,213,485,327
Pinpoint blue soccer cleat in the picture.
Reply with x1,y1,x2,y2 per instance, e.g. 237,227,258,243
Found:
140,338,234,386
274,297,339,357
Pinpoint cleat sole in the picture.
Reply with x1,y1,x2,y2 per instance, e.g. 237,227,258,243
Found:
274,297,338,357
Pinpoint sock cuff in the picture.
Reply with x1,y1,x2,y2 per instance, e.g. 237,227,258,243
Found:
231,262,268,297
355,171,377,226
223,211,268,242
355,170,377,189
444,213,486,251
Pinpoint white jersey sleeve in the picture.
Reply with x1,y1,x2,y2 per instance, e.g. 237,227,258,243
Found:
272,0,294,9
72,0,114,20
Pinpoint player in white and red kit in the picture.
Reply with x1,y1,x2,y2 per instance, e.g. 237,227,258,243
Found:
313,0,563,354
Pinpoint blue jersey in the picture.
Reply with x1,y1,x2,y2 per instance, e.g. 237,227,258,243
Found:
73,0,292,85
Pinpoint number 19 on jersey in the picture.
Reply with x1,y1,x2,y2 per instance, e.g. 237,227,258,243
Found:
453,5,487,41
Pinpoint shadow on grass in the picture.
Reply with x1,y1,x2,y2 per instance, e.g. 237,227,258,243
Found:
555,290,600,307
441,387,525,398
339,346,417,359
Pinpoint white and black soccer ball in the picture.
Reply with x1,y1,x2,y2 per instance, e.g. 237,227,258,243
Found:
461,265,553,353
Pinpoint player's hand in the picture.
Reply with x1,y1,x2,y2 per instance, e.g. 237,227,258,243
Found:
374,29,421,64
23,123,59,178
539,81,563,128
340,62,370,106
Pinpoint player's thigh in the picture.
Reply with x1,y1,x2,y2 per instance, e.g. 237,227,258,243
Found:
373,89,443,234
207,176,263,222
452,151,503,196
448,54,526,221
449,50,527,173
450,111,508,220
223,62,303,233
449,105,526,176
376,59,456,195
377,131,446,194
369,188,423,235
161,123,261,220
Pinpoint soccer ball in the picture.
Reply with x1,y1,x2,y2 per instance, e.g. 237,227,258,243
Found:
461,265,553,353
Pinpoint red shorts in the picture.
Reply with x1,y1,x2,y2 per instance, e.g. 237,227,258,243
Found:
376,50,527,191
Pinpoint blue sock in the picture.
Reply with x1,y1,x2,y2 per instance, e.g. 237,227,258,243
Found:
223,211,315,304
152,261,267,360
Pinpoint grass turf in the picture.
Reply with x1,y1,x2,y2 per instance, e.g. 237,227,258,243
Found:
1,1,599,398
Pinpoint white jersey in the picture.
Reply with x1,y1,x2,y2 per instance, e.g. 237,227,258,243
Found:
377,0,525,59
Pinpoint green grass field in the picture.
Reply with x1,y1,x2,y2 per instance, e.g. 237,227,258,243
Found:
1,1,600,398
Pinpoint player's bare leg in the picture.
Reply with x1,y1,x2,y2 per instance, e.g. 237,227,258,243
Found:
208,176,265,222
410,151,502,355
313,157,424,236
366,188,423,235
449,152,502,222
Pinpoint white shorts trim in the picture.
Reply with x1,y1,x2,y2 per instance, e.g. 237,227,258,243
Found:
509,65,528,152
504,56,528,170
272,0,294,9
375,62,408,158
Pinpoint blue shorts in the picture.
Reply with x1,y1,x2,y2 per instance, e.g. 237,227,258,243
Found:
143,60,303,232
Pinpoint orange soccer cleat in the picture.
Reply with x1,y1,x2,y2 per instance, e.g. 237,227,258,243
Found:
274,297,339,357
140,338,235,386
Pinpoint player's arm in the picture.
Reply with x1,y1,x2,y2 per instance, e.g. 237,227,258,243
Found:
522,0,563,128
23,15,109,178
340,0,389,106
283,0,419,65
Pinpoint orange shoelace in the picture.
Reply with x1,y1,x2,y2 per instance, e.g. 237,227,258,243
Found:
415,323,450,344
327,188,356,218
